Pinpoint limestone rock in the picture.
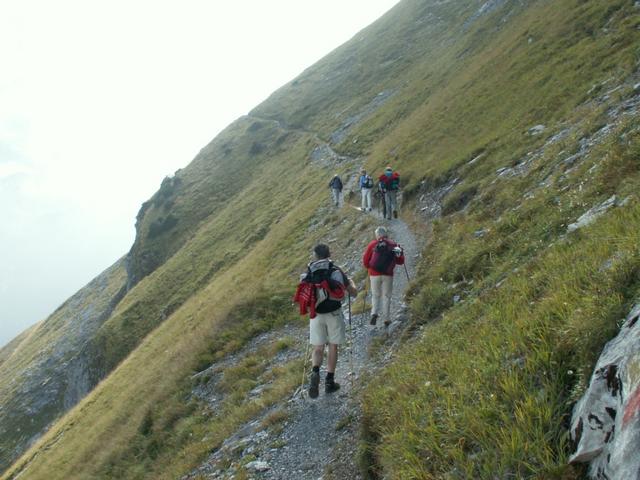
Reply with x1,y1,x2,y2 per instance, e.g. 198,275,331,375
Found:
569,303,640,479
567,195,617,233
245,460,271,472
528,124,546,135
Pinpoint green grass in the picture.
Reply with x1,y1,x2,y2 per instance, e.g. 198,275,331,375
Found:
0,323,40,368
363,202,640,477
360,92,640,479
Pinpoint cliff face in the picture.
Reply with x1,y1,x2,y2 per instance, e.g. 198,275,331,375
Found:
2,0,640,478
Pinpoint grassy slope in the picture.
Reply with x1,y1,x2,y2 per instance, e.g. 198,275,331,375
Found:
349,1,640,478
87,118,309,376
2,0,640,478
0,325,39,368
0,258,127,473
362,127,640,478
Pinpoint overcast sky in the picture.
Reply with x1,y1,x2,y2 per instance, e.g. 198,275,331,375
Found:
0,0,400,347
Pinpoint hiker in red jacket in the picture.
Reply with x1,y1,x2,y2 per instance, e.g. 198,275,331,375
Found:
378,166,400,219
362,226,404,327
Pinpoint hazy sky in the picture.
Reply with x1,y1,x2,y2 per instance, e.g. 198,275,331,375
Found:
0,0,400,347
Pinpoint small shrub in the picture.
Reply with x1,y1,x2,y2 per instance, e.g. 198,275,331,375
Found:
138,410,154,436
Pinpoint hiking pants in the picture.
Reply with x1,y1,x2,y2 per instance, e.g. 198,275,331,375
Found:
361,188,372,211
385,190,398,219
331,188,341,207
370,274,393,323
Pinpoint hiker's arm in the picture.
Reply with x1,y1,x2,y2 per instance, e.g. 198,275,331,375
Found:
362,243,373,268
346,277,357,296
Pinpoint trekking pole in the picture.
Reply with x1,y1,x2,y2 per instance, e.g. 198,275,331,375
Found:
361,278,367,327
299,341,311,400
403,262,410,282
348,294,355,390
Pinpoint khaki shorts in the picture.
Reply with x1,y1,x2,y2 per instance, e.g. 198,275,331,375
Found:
310,309,346,345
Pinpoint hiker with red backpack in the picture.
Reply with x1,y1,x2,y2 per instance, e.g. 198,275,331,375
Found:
293,244,357,398
378,166,400,219
362,226,405,327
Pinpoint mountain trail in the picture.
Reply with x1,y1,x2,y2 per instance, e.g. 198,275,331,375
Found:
245,114,358,168
184,214,420,480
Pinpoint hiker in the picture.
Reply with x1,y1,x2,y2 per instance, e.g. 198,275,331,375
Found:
359,168,374,212
329,174,343,207
293,244,357,398
362,226,405,327
378,166,400,219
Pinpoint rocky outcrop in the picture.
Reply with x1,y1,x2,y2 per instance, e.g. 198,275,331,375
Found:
567,195,620,233
570,303,640,479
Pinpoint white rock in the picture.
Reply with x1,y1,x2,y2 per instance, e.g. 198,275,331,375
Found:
528,124,546,135
245,460,271,472
567,195,617,233
570,303,640,478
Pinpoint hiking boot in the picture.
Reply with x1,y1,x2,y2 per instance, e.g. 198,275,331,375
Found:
393,210,398,218
325,380,340,394
309,371,320,399
369,313,378,325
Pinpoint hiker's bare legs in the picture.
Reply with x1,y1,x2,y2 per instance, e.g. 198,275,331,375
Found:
327,343,338,373
312,344,324,368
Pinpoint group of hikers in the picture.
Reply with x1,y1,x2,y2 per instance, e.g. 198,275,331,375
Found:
294,224,405,398
329,165,400,220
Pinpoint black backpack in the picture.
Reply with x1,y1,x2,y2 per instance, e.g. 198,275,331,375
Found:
370,240,395,274
303,261,345,313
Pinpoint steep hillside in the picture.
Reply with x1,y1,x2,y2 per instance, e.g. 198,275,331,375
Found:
2,0,639,478
0,259,127,473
